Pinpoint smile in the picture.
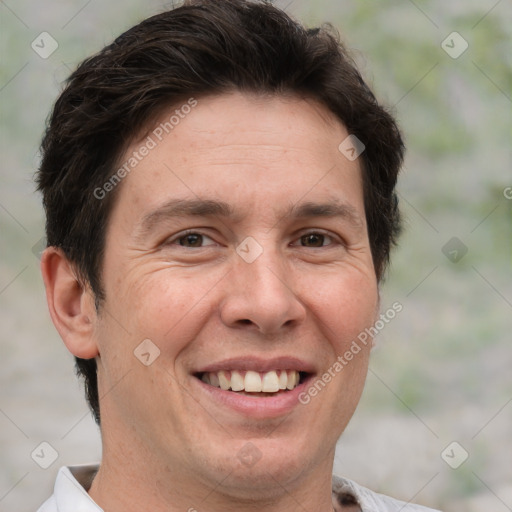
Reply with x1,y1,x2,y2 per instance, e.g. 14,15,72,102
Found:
198,370,303,395
192,356,315,417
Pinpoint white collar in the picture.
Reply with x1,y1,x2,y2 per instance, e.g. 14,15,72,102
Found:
49,465,102,512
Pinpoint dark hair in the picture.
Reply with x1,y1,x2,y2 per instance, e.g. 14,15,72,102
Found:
36,0,404,425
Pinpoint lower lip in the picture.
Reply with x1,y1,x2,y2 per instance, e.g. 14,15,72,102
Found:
192,375,313,419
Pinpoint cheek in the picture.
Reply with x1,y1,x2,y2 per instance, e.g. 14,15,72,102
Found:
304,268,378,348
95,269,217,423
110,267,220,356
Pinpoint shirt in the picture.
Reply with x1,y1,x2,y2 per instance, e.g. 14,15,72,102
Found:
37,464,441,512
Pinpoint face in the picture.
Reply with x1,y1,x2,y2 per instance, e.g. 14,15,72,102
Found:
94,92,378,497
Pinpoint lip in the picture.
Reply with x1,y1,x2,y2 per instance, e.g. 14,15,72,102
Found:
194,356,316,374
191,372,314,419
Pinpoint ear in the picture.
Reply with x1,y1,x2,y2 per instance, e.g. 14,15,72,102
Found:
41,247,99,359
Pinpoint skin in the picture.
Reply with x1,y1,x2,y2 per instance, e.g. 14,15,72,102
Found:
42,92,379,512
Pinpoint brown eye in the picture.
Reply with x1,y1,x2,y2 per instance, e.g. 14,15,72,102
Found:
168,230,216,249
179,233,204,247
300,233,326,247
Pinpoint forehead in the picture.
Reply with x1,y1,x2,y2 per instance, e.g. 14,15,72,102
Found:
111,92,365,228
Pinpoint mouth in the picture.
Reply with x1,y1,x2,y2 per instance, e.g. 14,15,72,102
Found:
191,357,316,418
195,369,308,397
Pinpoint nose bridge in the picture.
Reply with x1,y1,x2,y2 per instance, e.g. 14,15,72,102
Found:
246,248,288,298
220,242,305,334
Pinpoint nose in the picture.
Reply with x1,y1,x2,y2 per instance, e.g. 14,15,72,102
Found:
219,248,306,335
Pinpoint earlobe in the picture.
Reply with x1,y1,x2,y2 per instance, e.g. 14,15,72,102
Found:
41,247,99,359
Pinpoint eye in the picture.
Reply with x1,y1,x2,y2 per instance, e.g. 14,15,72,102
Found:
171,231,216,248
293,231,336,248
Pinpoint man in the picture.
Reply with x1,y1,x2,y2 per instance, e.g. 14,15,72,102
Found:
36,1,440,510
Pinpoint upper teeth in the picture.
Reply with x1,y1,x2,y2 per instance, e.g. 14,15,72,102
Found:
201,370,301,392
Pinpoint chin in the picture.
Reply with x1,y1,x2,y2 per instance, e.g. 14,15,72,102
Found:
206,436,321,497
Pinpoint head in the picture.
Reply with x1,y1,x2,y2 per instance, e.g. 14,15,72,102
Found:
38,0,403,499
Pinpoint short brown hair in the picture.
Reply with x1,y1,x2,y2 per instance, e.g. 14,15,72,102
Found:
36,0,404,424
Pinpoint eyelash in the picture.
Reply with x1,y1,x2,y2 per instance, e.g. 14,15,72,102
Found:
167,229,341,248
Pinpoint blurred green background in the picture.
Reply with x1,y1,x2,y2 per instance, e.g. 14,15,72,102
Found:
1,1,511,510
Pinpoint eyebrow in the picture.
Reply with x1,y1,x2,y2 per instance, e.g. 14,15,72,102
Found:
135,197,363,240
288,200,363,228
136,199,235,240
